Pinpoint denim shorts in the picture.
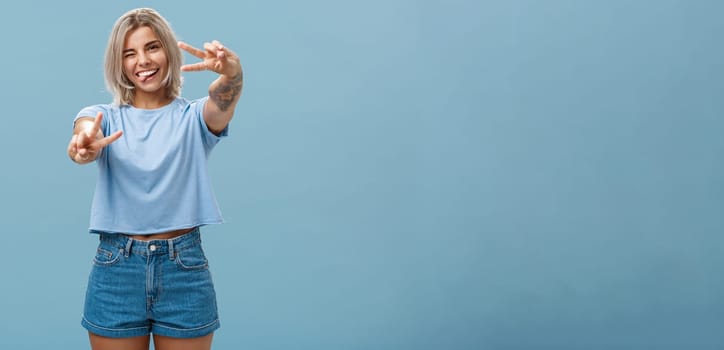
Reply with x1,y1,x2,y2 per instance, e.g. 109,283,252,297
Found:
81,228,220,338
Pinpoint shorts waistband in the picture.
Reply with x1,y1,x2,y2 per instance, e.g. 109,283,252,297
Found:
99,227,201,258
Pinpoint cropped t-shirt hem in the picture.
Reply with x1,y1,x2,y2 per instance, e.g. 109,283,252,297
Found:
88,219,225,235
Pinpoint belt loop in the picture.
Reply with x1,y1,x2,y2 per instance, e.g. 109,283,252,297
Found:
124,236,133,257
168,238,175,261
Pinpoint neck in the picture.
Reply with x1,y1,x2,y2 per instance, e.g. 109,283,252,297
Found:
132,92,173,109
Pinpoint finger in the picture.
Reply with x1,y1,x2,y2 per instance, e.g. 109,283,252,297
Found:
178,41,206,59
180,62,208,72
77,132,95,158
214,42,237,58
199,42,223,69
73,151,86,162
203,42,217,55
80,148,94,160
68,134,78,154
89,111,103,137
203,42,219,65
213,41,235,60
76,131,89,150
96,130,123,148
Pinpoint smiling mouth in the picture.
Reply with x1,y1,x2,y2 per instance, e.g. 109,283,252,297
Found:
136,69,159,82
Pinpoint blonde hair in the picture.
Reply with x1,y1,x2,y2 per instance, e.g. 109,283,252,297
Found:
105,8,183,105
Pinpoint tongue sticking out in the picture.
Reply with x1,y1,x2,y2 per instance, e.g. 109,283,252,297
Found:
138,69,158,82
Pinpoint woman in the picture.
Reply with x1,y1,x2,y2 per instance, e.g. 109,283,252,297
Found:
67,8,242,350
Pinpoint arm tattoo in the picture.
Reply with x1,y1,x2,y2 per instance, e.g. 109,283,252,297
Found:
210,73,243,112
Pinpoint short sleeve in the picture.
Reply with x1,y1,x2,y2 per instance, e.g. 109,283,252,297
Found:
74,105,107,130
195,97,229,150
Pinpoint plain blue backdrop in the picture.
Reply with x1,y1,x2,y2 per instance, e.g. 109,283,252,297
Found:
1,0,723,349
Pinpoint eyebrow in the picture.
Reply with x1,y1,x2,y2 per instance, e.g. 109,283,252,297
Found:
123,40,162,54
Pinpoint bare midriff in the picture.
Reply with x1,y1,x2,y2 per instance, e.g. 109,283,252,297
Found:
126,227,195,241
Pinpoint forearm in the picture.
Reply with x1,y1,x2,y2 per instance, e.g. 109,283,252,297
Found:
209,71,243,112
205,71,243,133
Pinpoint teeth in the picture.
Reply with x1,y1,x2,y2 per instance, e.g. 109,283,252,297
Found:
137,69,157,77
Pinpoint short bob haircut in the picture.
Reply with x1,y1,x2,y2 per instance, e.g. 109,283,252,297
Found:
105,8,183,106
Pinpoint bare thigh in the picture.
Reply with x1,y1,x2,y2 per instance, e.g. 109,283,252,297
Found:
89,333,150,350
153,333,214,350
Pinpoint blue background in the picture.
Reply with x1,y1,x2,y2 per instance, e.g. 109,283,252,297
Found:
1,0,723,349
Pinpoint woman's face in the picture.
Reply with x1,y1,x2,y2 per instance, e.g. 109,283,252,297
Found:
122,26,168,99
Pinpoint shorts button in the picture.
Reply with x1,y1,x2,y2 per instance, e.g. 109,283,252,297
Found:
149,244,157,252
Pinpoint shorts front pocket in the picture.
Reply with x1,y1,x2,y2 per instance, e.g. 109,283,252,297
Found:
174,246,209,271
92,247,122,266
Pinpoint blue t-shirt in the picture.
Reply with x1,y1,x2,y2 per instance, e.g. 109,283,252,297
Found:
74,97,227,234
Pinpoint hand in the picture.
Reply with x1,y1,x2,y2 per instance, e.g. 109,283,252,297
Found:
68,112,123,163
178,40,242,78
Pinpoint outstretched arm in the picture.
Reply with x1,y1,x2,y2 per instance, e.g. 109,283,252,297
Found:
67,112,123,164
178,40,243,135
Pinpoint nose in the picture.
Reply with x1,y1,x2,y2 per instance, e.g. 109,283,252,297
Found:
137,52,151,66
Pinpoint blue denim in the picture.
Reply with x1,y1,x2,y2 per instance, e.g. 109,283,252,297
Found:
81,228,220,338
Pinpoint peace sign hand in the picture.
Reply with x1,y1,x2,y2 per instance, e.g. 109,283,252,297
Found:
68,112,123,164
178,40,242,78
